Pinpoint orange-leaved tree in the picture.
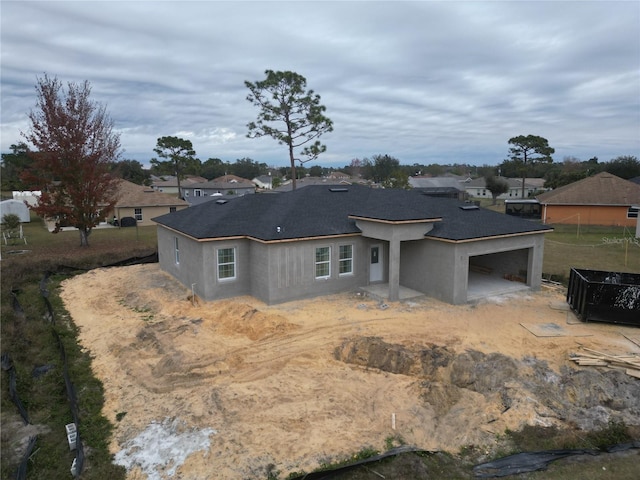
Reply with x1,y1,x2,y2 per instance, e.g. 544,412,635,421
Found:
21,74,121,246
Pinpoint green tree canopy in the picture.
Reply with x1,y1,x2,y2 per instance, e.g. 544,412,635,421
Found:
381,169,410,189
1,143,32,191
245,70,333,190
485,175,509,204
112,159,150,185
152,136,197,198
229,157,267,180
369,154,401,184
201,157,227,180
20,74,121,246
308,165,323,177
507,135,554,198
603,155,640,179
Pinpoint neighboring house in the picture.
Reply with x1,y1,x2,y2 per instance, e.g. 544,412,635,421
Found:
327,170,351,180
409,176,468,201
253,174,275,190
536,172,640,227
465,177,541,199
273,176,354,192
153,185,552,306
0,199,30,222
12,191,41,207
182,175,255,203
112,179,188,226
150,175,207,196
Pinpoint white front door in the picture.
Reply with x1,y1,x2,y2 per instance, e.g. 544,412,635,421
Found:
369,245,383,282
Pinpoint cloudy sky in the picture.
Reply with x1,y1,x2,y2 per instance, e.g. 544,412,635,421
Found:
1,1,639,169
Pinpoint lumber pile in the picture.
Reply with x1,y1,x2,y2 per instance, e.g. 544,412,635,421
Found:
569,347,640,379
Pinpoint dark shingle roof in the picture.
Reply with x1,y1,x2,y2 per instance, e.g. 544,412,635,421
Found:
153,185,551,242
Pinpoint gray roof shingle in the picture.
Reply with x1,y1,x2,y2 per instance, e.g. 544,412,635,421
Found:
153,185,551,241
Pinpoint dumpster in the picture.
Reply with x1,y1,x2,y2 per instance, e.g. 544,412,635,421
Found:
567,268,640,326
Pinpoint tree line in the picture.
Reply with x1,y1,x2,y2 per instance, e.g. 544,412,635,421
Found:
4,140,638,194
2,71,639,247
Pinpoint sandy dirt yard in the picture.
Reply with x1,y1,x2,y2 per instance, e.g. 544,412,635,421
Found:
59,264,640,479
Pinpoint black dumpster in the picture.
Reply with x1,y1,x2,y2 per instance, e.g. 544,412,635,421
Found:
567,268,640,326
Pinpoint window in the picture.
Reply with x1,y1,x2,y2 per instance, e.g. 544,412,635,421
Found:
339,244,353,275
194,189,202,197
134,208,142,221
217,247,236,280
315,246,331,278
174,237,179,264
628,206,639,219
170,206,176,213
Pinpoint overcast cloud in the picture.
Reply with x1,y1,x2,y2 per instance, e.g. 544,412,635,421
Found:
1,1,638,168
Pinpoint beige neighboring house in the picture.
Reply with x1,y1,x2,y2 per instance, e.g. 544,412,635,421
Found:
112,179,188,226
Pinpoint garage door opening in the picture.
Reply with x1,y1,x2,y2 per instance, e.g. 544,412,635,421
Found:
467,249,531,301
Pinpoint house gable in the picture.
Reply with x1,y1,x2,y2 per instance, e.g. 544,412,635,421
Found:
536,172,640,206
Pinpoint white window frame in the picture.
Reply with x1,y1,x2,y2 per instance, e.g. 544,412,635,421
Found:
194,189,202,197
134,208,142,221
315,246,331,279
627,206,639,219
217,247,236,281
338,244,353,276
174,237,180,264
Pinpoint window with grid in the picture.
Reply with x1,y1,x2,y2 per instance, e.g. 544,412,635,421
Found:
315,246,331,278
627,206,639,219
217,247,236,280
134,208,142,221
339,244,353,275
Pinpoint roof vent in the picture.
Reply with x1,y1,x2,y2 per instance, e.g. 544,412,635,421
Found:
329,188,348,192
459,204,479,210
216,199,228,205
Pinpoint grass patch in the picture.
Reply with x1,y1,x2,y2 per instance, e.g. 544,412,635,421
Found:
543,224,640,280
1,216,155,479
478,202,640,281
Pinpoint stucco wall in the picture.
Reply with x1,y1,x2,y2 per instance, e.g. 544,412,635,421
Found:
159,228,372,304
157,227,205,298
400,239,456,302
159,226,546,306
542,205,635,227
262,236,370,304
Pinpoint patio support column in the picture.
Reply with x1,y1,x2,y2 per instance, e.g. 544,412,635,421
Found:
388,238,401,301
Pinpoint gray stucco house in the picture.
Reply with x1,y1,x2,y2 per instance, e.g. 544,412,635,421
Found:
153,185,552,305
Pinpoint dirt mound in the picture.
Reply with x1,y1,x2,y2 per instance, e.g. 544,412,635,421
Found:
335,337,640,435
207,301,300,340
334,336,454,378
